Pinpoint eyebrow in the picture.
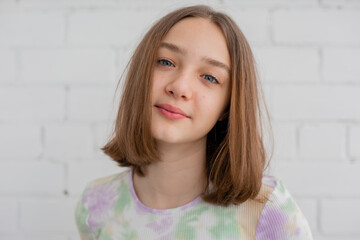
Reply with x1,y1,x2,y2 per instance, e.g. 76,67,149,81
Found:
159,42,231,75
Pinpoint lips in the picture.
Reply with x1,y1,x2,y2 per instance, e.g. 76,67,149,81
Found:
155,104,189,118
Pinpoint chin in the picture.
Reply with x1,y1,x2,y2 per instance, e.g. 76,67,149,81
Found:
153,135,185,144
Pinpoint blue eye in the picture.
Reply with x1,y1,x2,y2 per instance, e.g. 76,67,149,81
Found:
202,74,219,84
157,59,174,67
157,58,219,84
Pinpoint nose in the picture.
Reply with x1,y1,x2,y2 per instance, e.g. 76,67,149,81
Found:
165,71,193,100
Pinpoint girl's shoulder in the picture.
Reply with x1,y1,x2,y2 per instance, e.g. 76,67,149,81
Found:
253,174,313,240
74,169,131,239
84,168,130,190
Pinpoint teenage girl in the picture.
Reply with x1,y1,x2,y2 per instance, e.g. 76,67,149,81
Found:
75,5,313,240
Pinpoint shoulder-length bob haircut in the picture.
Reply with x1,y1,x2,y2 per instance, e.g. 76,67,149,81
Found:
101,5,274,206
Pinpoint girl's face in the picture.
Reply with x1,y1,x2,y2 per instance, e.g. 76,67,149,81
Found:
150,17,231,146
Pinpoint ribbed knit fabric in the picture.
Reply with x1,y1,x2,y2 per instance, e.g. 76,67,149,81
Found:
75,168,313,240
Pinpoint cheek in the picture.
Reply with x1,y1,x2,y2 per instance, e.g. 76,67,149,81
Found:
198,94,217,118
197,95,206,109
151,77,164,100
200,95,214,115
198,92,226,120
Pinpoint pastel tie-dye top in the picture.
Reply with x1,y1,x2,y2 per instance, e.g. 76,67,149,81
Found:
74,168,313,240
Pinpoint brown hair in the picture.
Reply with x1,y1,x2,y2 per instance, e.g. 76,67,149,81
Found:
101,5,274,206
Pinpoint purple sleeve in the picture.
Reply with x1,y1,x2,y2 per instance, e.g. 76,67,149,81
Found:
255,179,313,240
74,182,97,240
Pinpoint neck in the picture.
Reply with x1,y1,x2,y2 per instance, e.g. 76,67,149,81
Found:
133,138,208,209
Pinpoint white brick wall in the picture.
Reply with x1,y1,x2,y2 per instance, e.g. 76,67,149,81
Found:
0,162,64,195
321,199,360,235
254,47,320,82
271,122,297,160
225,9,270,45
67,86,117,121
323,48,360,82
271,85,360,119
299,123,346,161
0,50,16,83
349,125,360,158
271,163,360,197
20,198,78,232
0,12,65,46
0,199,18,232
0,87,65,121
1,0,359,239
20,49,117,84
67,9,167,48
273,9,360,44
0,125,42,159
43,123,94,161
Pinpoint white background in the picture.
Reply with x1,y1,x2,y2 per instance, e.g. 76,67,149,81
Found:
0,0,359,239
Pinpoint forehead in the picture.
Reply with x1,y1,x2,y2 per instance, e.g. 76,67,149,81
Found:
159,17,231,68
